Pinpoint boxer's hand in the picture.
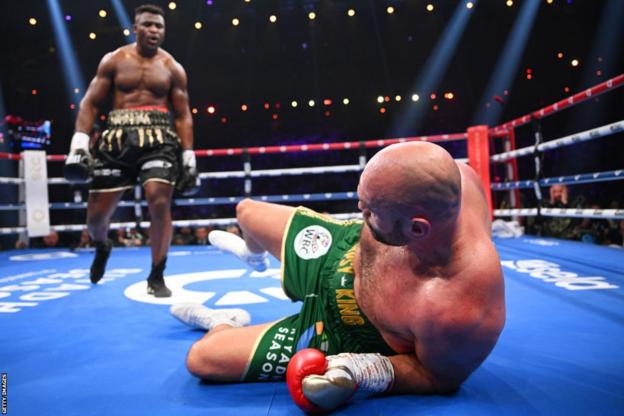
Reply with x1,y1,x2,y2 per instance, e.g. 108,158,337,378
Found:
182,149,196,171
175,149,200,196
64,132,93,182
287,349,395,413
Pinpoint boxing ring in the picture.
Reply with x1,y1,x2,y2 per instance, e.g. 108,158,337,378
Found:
1,74,623,415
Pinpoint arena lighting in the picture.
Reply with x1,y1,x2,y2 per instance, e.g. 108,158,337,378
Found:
387,6,395,14
269,15,277,23
291,100,298,108
46,0,85,101
347,9,356,17
232,18,240,26
168,2,177,10
194,22,203,30
342,98,350,105
377,96,384,103
308,12,316,20
411,94,420,102
308,100,315,107
241,104,248,111
89,32,97,40
29,17,38,25
207,106,215,114
426,4,434,12
472,0,541,125
111,0,135,43
98,9,107,18
392,1,476,135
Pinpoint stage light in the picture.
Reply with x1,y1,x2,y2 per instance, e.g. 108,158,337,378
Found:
395,95,402,102
564,86,570,92
596,70,602,76
32,89,38,95
241,104,248,111
269,15,277,23
323,99,332,106
275,102,281,109
64,15,71,21
111,0,135,43
191,108,198,114
168,2,176,10
343,98,350,105
89,32,97,40
291,100,298,108
387,6,395,14
377,96,384,103
466,2,474,9
244,0,251,3
69,104,76,109
308,12,316,20
430,93,437,100
547,0,554,3
506,1,514,7
99,10,107,18
74,88,80,94
308,100,315,107
426,4,434,12
221,117,228,124
571,59,579,67
207,106,215,114
347,9,356,17
263,103,270,110
445,92,454,99
557,52,563,59
29,18,37,25
232,18,240,26
272,114,278,120
324,111,331,117
433,105,439,111
380,107,386,114
526,74,532,79
411,94,420,102
384,96,390,102
194,22,202,30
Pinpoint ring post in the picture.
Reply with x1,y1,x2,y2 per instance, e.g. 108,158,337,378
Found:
467,125,493,218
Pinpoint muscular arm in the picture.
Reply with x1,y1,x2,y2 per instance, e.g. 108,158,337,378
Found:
390,311,502,394
169,61,193,150
75,52,115,133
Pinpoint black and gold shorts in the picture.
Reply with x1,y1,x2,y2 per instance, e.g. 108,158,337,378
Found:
90,108,181,193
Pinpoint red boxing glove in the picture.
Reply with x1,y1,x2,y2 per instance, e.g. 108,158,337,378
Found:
286,348,328,413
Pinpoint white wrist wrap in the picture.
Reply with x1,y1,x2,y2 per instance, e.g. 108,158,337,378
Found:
182,149,196,169
326,353,394,396
70,132,90,152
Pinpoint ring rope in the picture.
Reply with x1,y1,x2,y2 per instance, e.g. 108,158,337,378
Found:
494,208,624,220
0,212,363,235
490,119,624,162
490,73,624,135
0,191,361,211
492,169,624,190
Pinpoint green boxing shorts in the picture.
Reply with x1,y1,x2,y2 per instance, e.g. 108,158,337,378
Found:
241,207,395,382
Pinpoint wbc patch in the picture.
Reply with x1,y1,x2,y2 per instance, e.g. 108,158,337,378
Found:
294,225,332,260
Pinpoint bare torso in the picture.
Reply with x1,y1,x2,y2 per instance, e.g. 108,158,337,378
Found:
353,163,505,380
109,44,175,109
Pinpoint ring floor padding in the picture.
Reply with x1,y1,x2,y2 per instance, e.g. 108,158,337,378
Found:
1,237,623,415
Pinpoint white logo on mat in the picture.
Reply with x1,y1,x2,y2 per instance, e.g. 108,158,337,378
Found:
9,252,78,261
294,225,332,259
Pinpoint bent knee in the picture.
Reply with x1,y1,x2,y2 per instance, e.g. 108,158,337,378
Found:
185,340,239,381
236,198,257,223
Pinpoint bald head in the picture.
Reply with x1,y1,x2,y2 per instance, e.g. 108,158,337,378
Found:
359,142,461,225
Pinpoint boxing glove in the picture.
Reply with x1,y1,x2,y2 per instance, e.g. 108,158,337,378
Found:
287,348,395,413
64,132,94,182
175,149,200,196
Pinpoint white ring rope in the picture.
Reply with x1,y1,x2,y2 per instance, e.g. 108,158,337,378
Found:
494,208,624,220
492,169,624,190
490,119,624,162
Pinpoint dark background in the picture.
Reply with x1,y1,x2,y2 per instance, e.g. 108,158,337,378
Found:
0,0,622,247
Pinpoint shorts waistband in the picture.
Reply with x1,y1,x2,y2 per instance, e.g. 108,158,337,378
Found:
107,109,171,127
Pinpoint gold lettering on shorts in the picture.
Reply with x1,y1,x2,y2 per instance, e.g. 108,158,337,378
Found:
115,129,122,150
337,245,356,274
146,128,154,146
335,289,365,326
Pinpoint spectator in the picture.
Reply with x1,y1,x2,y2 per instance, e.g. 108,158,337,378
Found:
172,226,194,245
541,184,580,240
194,227,209,245
77,229,92,249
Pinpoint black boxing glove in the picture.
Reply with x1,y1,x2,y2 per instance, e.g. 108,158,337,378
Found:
175,149,200,196
64,132,94,182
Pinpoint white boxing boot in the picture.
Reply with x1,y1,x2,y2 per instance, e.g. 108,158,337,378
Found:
209,230,270,272
170,303,251,330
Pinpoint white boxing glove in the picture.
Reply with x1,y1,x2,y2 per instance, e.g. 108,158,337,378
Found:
64,132,93,182
182,149,196,170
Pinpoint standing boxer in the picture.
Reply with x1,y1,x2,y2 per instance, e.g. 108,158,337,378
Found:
65,4,196,297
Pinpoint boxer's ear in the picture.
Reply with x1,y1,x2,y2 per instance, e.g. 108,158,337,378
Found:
410,217,430,239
